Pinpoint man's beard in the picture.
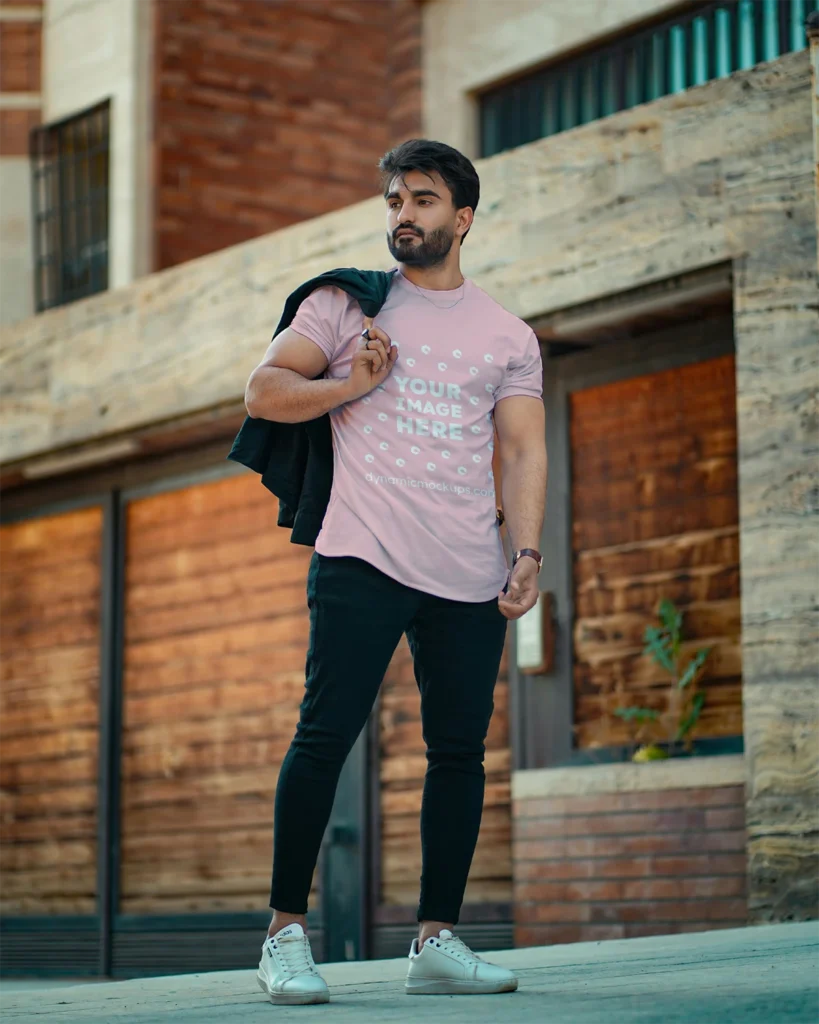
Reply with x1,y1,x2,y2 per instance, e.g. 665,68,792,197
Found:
387,225,455,268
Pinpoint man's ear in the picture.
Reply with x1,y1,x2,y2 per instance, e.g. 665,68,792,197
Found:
456,206,474,240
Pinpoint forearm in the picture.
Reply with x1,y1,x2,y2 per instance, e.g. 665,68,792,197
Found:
499,446,547,554
245,366,353,423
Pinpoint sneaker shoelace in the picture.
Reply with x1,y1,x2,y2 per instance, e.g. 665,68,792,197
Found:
271,934,318,977
434,933,486,964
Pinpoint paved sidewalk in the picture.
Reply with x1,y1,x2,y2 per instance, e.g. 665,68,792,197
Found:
1,921,817,1023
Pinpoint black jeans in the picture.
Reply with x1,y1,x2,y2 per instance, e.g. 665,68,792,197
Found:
270,552,508,925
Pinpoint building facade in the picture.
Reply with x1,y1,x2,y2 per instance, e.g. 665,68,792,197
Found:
1,0,817,978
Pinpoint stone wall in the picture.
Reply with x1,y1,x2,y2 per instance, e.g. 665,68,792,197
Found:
154,0,422,270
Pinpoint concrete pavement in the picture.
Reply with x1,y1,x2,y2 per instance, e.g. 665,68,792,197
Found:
1,921,817,1023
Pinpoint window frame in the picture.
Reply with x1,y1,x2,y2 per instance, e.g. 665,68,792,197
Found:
512,311,743,770
29,100,111,313
479,0,816,158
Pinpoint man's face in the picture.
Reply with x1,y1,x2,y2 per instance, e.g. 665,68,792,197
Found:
385,169,464,268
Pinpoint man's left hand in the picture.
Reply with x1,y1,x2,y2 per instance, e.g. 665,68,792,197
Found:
498,556,540,620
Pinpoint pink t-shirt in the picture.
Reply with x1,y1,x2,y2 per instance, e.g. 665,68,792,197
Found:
290,267,543,602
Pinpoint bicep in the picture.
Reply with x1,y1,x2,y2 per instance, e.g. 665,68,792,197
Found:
255,326,330,381
494,395,546,459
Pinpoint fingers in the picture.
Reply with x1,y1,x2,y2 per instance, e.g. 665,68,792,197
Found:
497,593,521,620
498,569,538,620
365,338,389,372
360,324,394,373
497,593,534,620
367,325,392,347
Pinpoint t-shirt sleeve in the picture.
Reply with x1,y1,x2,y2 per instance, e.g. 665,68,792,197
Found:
289,285,350,363
494,327,543,403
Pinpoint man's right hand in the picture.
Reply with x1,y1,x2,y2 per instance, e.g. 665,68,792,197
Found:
345,318,398,401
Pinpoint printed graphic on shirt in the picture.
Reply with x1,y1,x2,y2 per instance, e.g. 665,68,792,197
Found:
359,369,496,500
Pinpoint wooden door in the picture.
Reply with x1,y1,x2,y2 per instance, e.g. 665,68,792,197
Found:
1,506,104,916
119,472,314,917
570,354,743,750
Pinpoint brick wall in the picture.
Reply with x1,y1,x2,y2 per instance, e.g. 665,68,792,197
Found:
154,0,422,271
513,783,748,947
1,0,42,327
0,0,42,156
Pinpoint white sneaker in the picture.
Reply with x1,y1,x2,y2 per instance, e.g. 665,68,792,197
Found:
256,923,330,1005
405,928,518,995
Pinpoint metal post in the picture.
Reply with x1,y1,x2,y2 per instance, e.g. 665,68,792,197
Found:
807,11,819,277
321,728,368,963
96,491,125,977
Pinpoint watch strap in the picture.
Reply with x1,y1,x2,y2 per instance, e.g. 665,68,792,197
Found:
514,548,543,571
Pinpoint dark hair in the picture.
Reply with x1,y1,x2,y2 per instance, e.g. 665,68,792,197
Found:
378,139,480,244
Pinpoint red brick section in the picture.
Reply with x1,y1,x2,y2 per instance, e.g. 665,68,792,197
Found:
387,0,422,143
0,8,42,156
0,19,40,91
0,107,40,156
153,0,423,271
513,784,748,947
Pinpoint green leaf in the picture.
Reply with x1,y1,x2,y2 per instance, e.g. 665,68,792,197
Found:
643,626,675,674
615,707,660,723
676,691,706,741
678,647,711,690
657,598,683,659
659,598,682,636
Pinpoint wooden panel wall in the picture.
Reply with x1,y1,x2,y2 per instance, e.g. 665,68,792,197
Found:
0,506,103,915
379,639,512,909
570,355,743,749
119,473,312,915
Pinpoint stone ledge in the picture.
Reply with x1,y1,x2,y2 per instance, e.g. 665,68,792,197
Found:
512,755,746,801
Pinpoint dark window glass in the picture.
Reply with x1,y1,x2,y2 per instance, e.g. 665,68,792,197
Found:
480,0,818,158
30,101,110,313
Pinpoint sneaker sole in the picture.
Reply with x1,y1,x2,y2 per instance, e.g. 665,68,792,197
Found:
405,975,518,995
257,970,330,1005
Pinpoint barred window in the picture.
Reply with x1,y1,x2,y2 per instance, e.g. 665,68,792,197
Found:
30,101,110,313
480,0,817,158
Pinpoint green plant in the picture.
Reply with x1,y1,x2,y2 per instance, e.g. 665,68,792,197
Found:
615,598,712,760
613,706,660,746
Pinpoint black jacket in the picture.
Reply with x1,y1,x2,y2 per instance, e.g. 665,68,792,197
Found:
226,267,397,546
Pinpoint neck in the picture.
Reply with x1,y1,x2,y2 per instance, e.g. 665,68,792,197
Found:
399,257,464,291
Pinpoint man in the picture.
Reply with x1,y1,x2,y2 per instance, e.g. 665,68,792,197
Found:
248,139,547,1005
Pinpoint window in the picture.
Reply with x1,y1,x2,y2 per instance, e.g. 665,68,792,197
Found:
30,101,110,313
480,0,817,158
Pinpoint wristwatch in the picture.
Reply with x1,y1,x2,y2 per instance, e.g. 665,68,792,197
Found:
513,548,543,572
